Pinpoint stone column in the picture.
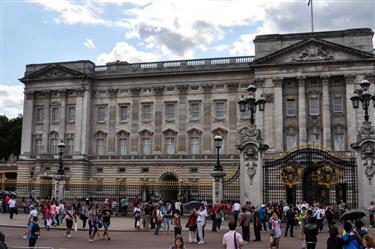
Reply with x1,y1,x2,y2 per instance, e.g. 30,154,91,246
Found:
130,88,141,155
74,88,84,156
238,127,268,207
202,84,213,154
345,75,357,148
211,170,226,205
176,85,188,154
298,77,307,146
54,174,68,201
80,83,91,155
42,91,51,154
59,90,67,141
351,121,375,209
107,88,119,155
273,78,283,151
321,76,331,148
20,91,34,156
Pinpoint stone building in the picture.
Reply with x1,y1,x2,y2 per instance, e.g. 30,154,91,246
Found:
17,28,375,204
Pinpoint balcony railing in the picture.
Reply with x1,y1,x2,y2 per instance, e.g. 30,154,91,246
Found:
94,56,255,72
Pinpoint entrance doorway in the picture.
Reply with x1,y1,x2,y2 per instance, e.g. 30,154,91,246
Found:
160,174,179,202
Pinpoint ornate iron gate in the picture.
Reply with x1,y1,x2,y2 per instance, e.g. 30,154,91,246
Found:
264,147,358,208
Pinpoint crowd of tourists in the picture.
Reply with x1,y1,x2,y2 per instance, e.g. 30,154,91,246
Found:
1,194,375,249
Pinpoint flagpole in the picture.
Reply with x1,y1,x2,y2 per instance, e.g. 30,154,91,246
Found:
310,0,314,32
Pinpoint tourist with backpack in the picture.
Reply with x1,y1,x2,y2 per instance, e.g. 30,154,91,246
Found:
28,216,40,248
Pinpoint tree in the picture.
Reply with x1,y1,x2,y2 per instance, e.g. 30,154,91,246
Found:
0,114,22,161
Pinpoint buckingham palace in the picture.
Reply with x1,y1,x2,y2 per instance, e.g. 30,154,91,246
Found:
16,28,375,207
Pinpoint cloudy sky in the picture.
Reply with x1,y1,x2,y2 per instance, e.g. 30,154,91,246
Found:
1,0,374,118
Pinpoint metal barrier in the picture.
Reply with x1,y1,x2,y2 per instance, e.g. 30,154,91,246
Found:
8,246,54,249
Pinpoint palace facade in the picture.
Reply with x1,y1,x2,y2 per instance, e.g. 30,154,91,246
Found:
17,28,375,203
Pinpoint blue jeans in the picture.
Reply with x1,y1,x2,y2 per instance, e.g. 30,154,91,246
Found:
163,217,170,232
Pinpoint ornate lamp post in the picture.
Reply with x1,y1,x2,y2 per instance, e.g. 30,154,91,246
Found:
211,135,226,205
57,140,65,175
214,135,223,171
238,84,266,125
350,78,375,210
55,140,66,201
350,79,374,121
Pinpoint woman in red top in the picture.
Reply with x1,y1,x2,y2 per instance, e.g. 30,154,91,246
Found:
187,208,198,243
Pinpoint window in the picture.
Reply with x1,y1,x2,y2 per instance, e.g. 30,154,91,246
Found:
286,99,296,116
66,138,74,155
216,102,225,118
143,88,151,93
118,138,128,155
119,105,129,121
50,138,59,154
309,97,320,115
165,103,175,120
334,134,345,151
97,106,106,122
333,96,343,113
96,139,105,155
240,83,248,89
219,138,224,154
190,137,200,154
190,103,200,119
119,168,126,173
67,106,75,122
142,104,152,120
142,168,149,173
191,85,199,91
240,106,250,118
97,168,103,173
190,168,198,173
286,135,297,150
51,107,60,123
216,84,224,90
142,138,151,155
35,138,43,154
165,137,175,154
309,134,320,145
167,87,175,91
35,107,44,123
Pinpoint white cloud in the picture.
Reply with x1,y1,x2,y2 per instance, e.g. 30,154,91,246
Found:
0,84,24,118
84,38,96,49
97,42,160,64
229,34,256,56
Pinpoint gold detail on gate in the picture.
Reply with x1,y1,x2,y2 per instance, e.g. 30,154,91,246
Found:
280,164,303,188
317,165,340,188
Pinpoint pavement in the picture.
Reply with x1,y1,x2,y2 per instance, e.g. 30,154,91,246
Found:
0,213,374,249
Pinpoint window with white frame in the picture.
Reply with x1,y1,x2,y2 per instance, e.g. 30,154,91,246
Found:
142,138,151,155
165,103,175,120
286,99,296,116
35,107,44,123
334,133,345,151
286,134,297,150
190,103,200,119
51,107,60,123
333,96,343,113
119,105,129,121
97,106,106,122
67,105,75,122
309,97,320,115
34,137,43,154
215,102,225,118
96,138,105,155
118,138,128,155
142,104,152,120
309,134,320,145
190,137,200,154
66,137,74,155
50,138,59,154
165,137,175,154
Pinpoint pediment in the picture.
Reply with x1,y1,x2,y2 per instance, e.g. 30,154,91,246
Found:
20,64,88,83
252,38,374,66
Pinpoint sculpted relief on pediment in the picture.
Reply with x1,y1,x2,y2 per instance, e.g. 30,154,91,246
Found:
293,45,334,62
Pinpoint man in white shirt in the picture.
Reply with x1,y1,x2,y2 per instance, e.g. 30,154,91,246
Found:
314,205,325,232
223,221,244,249
175,200,182,213
232,201,241,225
8,197,16,219
196,205,208,244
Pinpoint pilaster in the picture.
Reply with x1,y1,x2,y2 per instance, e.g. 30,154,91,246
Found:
20,91,34,156
80,83,91,155
107,88,119,154
273,78,283,151
345,75,357,148
298,77,307,146
321,76,331,148
59,90,67,141
42,91,51,154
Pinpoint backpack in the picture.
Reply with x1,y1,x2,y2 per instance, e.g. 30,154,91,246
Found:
31,223,40,237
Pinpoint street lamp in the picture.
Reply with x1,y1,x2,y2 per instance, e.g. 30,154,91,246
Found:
214,135,223,171
57,140,65,175
238,84,266,125
351,79,374,122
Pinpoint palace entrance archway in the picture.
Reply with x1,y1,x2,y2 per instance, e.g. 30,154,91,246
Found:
264,147,357,207
160,174,179,202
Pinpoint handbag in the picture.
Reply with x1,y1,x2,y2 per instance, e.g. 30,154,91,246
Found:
189,224,197,231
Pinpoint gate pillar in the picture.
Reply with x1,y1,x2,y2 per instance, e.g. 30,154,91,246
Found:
351,121,375,209
238,126,268,207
